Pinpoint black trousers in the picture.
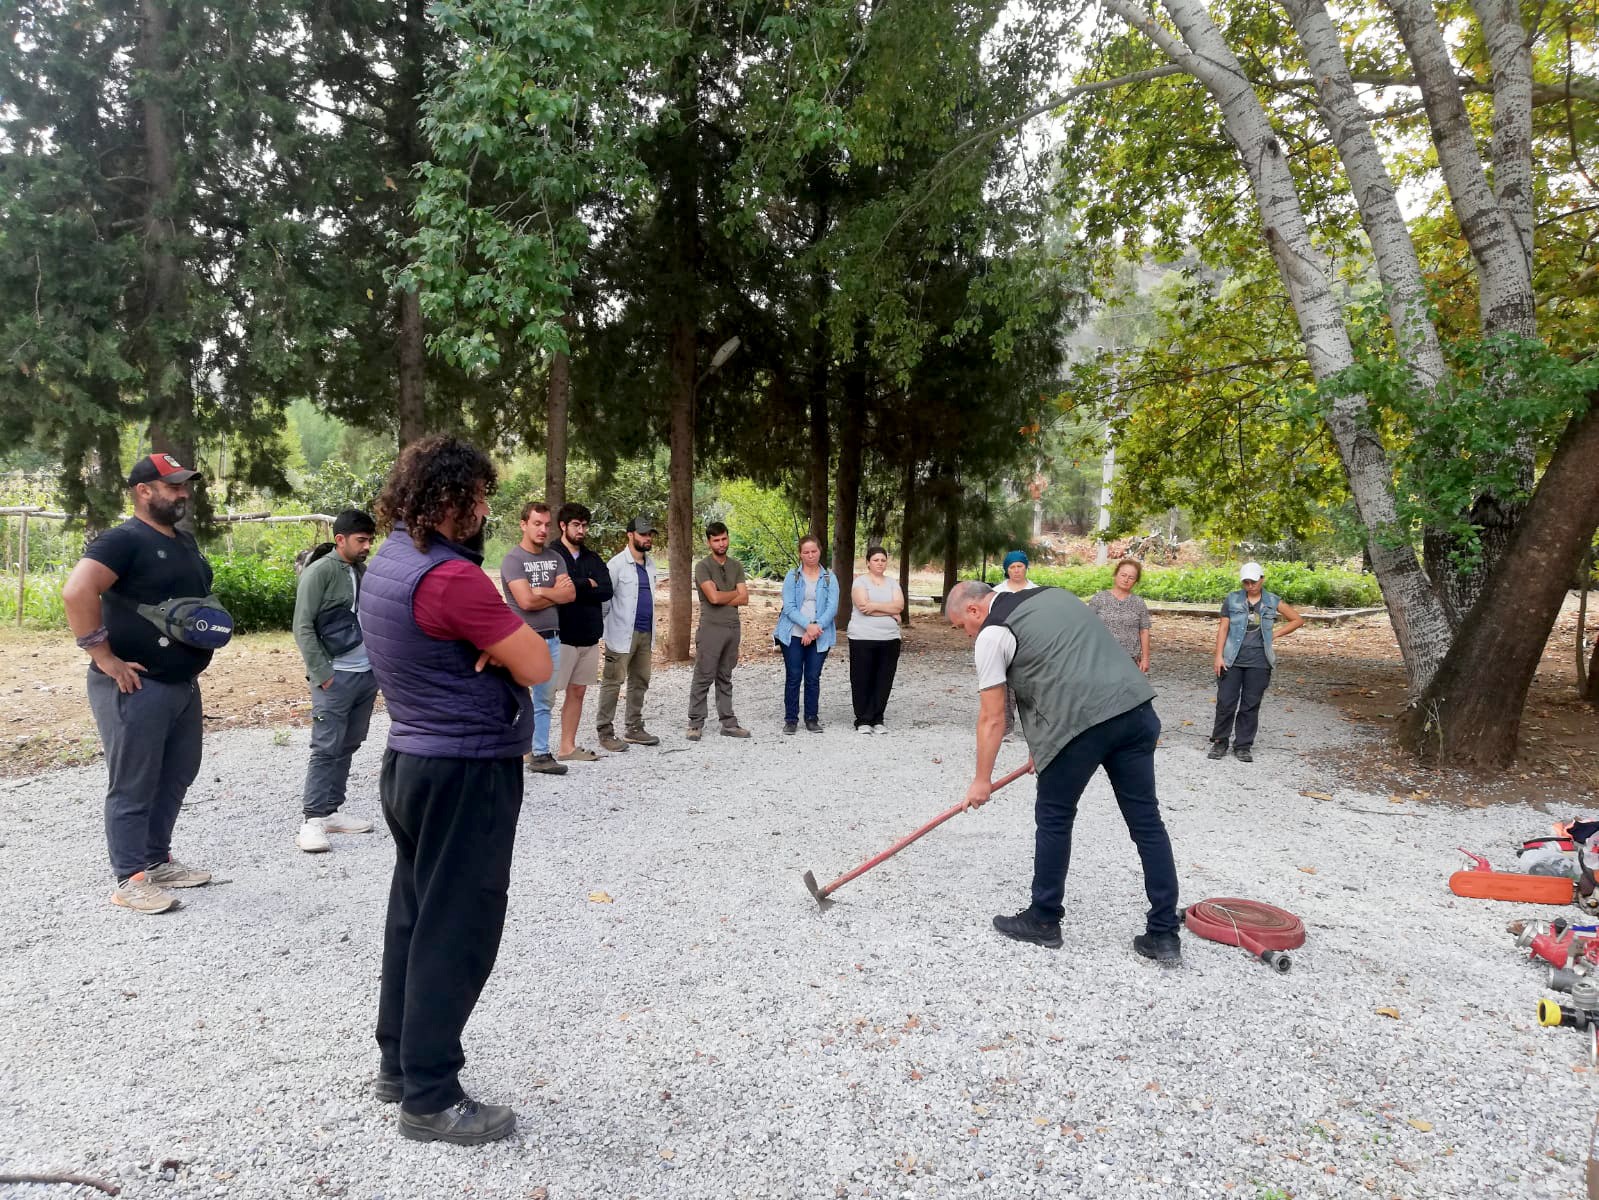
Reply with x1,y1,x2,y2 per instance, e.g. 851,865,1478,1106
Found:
1211,664,1272,750
848,638,901,727
375,750,523,1115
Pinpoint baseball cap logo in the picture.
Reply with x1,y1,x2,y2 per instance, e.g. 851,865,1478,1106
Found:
160,454,182,471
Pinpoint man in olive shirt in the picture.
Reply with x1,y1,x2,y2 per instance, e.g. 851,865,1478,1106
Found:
945,579,1180,964
687,521,750,739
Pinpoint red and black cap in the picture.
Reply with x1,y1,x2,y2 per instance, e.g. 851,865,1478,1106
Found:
127,453,201,487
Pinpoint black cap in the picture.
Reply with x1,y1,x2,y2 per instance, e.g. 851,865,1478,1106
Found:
626,514,657,534
127,453,201,486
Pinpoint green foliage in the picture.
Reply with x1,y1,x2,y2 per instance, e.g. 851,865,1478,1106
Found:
0,569,69,628
210,557,298,633
980,561,1382,608
718,479,806,578
1325,331,1599,563
295,458,392,521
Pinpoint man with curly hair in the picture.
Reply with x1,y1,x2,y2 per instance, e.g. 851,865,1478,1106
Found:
359,435,552,1145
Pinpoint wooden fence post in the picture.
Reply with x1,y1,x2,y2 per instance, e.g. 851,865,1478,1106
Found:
16,509,29,627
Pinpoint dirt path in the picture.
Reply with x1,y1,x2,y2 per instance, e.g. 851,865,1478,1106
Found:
4,584,1594,805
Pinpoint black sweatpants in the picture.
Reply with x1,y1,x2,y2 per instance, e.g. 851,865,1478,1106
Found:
375,750,523,1115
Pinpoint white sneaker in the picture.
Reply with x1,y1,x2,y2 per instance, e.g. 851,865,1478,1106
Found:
872,725,886,735
320,812,373,835
857,725,873,735
297,818,331,853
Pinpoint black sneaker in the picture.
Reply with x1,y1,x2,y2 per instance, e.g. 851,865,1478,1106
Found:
991,910,1063,949
1133,930,1182,965
374,1070,403,1104
783,721,797,735
398,1097,516,1145
527,753,568,775
1233,746,1253,763
805,719,823,734
1206,740,1228,760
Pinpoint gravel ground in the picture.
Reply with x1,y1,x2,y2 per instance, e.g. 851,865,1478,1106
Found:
0,642,1593,1199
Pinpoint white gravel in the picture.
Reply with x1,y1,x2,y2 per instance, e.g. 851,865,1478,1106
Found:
0,641,1592,1199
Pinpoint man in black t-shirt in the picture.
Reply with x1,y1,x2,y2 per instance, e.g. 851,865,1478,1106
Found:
62,454,218,914
548,502,612,761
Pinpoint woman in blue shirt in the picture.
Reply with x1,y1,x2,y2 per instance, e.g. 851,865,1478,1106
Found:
776,535,839,733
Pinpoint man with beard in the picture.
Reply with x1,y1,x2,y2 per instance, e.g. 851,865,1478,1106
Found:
549,502,611,761
359,435,550,1144
62,454,217,914
597,514,660,752
291,509,380,853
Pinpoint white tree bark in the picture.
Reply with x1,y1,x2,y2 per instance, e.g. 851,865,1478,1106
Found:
1385,0,1534,338
1097,0,1456,688
1471,0,1536,263
1278,0,1446,391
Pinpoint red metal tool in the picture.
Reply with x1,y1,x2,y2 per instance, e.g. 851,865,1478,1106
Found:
803,761,1034,908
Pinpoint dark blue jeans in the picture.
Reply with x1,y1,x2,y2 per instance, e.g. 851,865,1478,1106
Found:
1029,699,1179,935
780,635,828,723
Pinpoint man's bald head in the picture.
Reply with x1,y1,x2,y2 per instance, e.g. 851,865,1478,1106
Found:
945,580,995,637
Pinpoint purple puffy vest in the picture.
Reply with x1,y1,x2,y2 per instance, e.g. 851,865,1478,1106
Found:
359,528,532,759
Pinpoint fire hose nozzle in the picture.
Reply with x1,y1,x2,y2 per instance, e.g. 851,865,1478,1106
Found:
1539,997,1599,1030
1550,967,1587,993
1259,950,1292,974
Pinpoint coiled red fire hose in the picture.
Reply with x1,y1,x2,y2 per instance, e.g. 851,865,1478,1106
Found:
1182,898,1306,973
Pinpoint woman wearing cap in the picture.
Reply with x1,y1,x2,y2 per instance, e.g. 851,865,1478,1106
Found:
1207,562,1303,762
776,536,839,734
1088,559,1152,673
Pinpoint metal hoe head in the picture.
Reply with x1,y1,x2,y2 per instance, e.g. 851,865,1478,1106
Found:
802,869,834,909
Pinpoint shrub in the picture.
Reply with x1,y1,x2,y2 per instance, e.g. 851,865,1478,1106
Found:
211,556,298,632
982,561,1382,608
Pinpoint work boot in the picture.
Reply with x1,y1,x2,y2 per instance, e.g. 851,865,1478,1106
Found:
1133,930,1183,965
720,724,750,738
685,725,703,741
374,1070,403,1104
991,909,1063,949
1206,740,1228,760
598,734,629,753
110,871,177,915
624,728,660,746
1233,747,1254,763
397,1098,516,1146
805,719,823,734
783,722,797,736
527,753,568,775
145,858,212,888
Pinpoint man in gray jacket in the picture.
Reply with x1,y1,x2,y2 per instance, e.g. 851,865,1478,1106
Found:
292,509,380,853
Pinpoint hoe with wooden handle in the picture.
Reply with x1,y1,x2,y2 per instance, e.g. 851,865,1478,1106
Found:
803,761,1034,908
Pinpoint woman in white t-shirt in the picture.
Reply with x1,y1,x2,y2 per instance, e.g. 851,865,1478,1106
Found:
847,546,906,733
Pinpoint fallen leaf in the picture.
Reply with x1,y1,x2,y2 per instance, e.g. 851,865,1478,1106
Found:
659,1148,676,1160
1298,866,1318,875
1406,1118,1432,1133
1375,1007,1401,1019
1033,1116,1050,1126
588,891,614,903
1299,790,1333,801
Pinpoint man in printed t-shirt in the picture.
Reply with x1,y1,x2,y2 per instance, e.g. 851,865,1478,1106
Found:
501,500,576,775
61,453,218,915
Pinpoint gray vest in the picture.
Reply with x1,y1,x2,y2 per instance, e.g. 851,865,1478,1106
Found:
984,588,1156,774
